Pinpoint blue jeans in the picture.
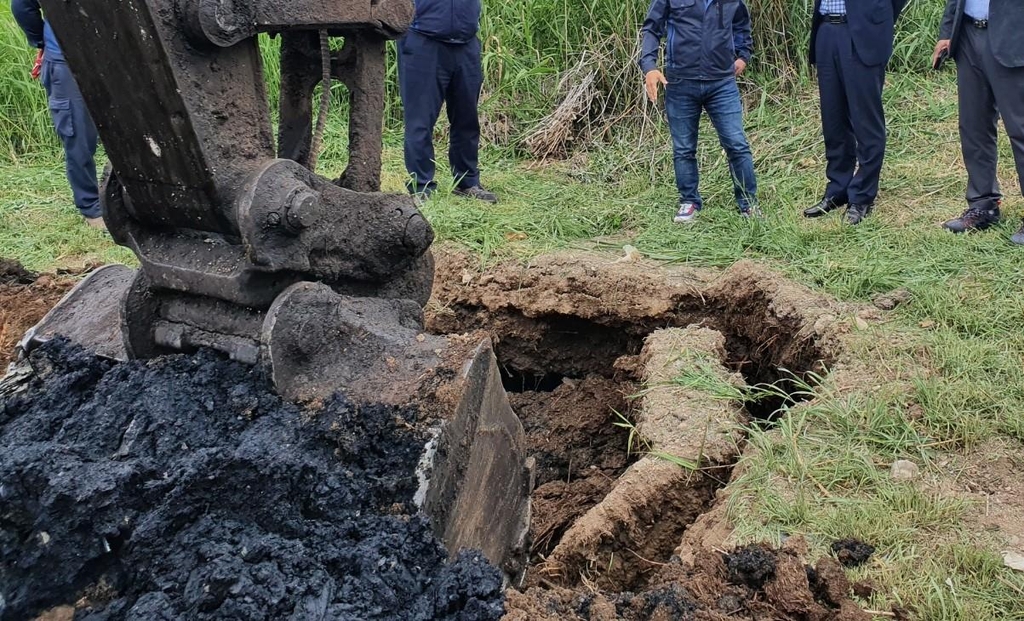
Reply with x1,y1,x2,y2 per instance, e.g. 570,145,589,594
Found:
41,59,101,219
665,75,757,210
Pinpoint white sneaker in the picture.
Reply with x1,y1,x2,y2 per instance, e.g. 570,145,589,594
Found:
673,202,699,224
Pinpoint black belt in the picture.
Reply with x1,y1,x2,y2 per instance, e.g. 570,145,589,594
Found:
965,16,988,29
821,14,847,24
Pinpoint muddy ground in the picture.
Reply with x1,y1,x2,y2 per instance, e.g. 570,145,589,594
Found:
2,249,892,620
424,250,883,620
0,340,504,621
509,377,638,559
505,539,874,621
0,260,76,368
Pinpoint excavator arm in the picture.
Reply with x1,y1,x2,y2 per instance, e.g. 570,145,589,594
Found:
20,0,532,578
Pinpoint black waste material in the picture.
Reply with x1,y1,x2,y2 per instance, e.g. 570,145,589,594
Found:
831,539,876,568
0,340,504,621
724,544,777,590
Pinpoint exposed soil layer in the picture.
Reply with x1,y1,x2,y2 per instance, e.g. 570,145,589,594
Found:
0,340,504,621
509,377,639,558
427,251,841,421
0,260,76,368
425,251,855,619
505,541,871,620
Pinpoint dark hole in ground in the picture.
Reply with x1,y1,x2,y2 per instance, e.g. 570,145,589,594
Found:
500,367,568,394
721,333,817,423
428,275,835,582
502,359,641,560
490,313,820,425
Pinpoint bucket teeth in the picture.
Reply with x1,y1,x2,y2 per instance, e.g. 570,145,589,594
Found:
17,264,133,362
263,283,533,577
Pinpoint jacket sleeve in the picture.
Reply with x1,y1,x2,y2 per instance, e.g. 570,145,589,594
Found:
10,0,45,49
639,0,669,74
938,0,958,39
733,2,753,63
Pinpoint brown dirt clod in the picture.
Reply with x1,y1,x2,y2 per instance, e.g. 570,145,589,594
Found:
0,260,76,369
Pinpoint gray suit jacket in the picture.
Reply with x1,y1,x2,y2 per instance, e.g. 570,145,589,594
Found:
940,0,1024,68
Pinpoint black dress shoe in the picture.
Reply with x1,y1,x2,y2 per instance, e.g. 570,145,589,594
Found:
846,203,874,225
943,204,1000,233
803,197,845,218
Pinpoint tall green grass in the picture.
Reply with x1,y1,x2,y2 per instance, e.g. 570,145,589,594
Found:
1,0,946,160
0,5,56,159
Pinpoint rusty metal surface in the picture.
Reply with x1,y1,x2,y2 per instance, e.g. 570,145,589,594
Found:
422,341,535,578
19,265,134,361
40,0,426,313
21,0,532,575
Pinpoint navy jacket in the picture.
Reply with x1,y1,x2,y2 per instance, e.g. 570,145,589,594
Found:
809,0,907,68
940,0,1024,68
639,0,753,80
410,0,481,44
11,0,64,60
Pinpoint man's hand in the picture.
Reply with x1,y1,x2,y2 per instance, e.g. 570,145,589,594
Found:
644,69,667,103
932,39,951,69
734,59,747,77
31,49,43,80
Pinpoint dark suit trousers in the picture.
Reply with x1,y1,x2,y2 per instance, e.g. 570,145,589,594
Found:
398,31,483,194
816,22,887,206
956,24,1024,206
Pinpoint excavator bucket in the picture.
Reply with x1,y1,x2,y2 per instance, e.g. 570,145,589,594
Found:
18,0,534,578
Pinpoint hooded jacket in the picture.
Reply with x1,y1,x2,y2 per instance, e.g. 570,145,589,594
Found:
410,0,482,44
639,0,753,80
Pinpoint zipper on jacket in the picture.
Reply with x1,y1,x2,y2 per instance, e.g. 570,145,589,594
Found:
718,0,724,28
667,19,675,66
451,0,456,40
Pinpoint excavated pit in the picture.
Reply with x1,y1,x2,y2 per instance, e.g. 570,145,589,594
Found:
1,249,853,621
428,253,836,427
425,251,852,618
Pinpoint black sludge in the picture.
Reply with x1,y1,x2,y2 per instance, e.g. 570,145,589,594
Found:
0,340,504,620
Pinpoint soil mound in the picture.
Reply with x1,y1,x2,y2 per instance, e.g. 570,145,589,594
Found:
0,340,504,621
505,544,870,621
0,260,75,368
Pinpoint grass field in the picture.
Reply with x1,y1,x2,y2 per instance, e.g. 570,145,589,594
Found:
3,1,1024,619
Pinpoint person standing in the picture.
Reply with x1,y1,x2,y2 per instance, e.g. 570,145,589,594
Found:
11,0,104,229
639,0,759,223
934,0,1024,244
398,0,497,203
803,0,907,225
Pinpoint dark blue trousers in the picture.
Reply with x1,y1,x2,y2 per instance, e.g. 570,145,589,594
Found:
816,22,887,207
41,59,101,219
398,31,483,194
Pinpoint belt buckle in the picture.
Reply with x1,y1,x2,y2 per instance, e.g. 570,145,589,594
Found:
825,14,846,24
